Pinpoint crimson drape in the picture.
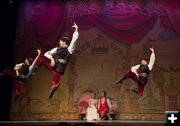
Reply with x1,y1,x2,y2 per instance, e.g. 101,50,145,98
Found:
75,8,158,44
164,1,180,36
15,1,180,60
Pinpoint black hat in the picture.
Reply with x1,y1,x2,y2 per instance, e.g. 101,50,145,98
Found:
60,37,70,45
27,57,33,65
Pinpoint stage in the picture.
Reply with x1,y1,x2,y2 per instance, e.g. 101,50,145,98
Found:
0,0,179,125
0,120,165,126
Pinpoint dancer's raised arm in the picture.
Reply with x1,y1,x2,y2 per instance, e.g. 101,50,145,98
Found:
148,48,155,71
29,49,41,71
68,22,79,54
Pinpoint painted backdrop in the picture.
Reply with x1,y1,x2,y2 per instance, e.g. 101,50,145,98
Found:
10,0,180,120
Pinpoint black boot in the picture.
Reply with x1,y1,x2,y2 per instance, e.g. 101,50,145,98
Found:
25,65,38,79
116,76,126,84
14,95,20,101
132,88,138,95
48,89,55,99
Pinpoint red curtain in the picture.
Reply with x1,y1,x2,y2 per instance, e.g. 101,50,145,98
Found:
16,2,67,51
15,1,179,60
31,2,67,49
76,8,158,44
15,2,68,60
164,1,180,36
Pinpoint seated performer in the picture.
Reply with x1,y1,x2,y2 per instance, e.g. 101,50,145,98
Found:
116,48,155,96
97,91,111,120
86,93,99,121
26,23,79,99
0,55,39,101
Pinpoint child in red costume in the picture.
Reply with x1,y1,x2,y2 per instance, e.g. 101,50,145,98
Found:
97,91,111,120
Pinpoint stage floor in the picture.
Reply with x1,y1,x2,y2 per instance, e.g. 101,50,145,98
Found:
0,120,165,126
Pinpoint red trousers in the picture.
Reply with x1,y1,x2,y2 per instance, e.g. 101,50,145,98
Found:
35,54,62,90
124,71,145,96
97,97,109,117
1,69,24,96
97,107,109,117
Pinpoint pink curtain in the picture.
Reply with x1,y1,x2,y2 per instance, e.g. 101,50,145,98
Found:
76,8,158,44
17,1,178,60
31,2,67,49
17,2,158,50
16,2,67,51
164,1,180,36
15,2,68,61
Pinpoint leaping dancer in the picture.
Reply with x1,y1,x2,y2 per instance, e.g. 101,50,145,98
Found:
26,23,79,99
116,48,155,96
0,55,40,101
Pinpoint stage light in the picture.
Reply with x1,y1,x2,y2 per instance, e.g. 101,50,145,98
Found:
9,0,13,3
8,0,16,4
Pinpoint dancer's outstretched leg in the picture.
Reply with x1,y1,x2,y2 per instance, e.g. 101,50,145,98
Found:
14,80,25,101
116,76,127,84
0,69,16,78
0,68,31,101
14,95,20,101
116,70,144,95
116,71,139,85
26,53,51,79
132,88,138,95
137,83,145,96
48,71,62,99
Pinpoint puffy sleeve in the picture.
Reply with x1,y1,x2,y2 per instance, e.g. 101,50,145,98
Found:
68,31,79,54
148,52,155,71
29,54,40,71
14,63,24,71
107,98,112,109
98,98,100,109
44,47,58,59
131,64,140,73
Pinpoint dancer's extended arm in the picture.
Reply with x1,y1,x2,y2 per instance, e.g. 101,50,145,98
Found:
68,22,79,54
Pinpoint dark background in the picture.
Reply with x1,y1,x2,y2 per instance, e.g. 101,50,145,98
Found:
0,0,18,120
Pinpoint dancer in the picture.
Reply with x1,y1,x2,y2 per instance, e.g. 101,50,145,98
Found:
116,48,155,96
97,91,111,120
27,23,79,99
0,55,39,101
86,93,99,121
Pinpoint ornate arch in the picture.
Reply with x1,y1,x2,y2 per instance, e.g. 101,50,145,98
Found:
71,35,127,105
